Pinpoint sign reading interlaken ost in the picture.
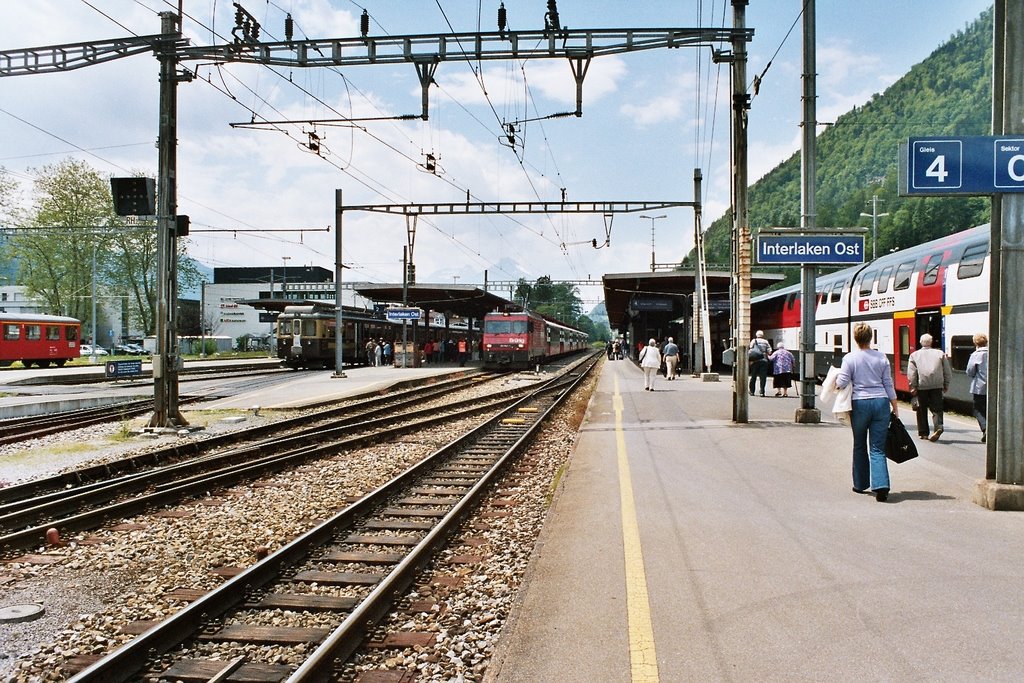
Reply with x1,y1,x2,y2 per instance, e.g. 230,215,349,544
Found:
755,234,865,265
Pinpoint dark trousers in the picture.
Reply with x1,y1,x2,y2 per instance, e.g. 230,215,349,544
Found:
915,387,944,436
973,393,987,433
748,360,769,395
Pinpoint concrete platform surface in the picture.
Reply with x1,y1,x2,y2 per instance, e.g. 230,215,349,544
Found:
487,359,1024,683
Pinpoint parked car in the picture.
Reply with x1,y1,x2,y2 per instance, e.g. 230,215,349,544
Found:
113,343,146,355
79,344,109,356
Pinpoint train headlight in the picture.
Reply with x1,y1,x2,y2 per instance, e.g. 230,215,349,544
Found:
517,343,524,349
486,344,492,349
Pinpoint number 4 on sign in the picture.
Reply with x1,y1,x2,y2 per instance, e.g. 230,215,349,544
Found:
926,155,949,183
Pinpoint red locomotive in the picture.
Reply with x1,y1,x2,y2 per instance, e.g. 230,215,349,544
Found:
0,313,82,368
482,310,588,369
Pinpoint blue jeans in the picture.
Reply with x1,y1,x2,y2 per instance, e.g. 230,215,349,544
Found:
850,397,891,491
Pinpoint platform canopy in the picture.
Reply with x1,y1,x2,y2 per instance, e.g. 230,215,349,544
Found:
354,284,514,320
602,269,784,332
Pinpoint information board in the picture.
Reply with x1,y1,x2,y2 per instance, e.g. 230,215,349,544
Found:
903,136,1024,196
105,359,143,379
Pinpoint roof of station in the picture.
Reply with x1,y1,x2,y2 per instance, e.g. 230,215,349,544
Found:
602,269,785,331
354,284,514,320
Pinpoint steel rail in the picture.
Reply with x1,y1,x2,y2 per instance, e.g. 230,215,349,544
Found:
66,353,598,683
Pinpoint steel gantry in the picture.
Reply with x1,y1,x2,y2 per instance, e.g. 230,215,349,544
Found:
0,13,751,428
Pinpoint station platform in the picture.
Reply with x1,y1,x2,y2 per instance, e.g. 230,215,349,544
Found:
488,358,1024,682
0,358,477,418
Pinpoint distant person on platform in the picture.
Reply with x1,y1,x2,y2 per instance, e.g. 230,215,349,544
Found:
639,338,662,391
748,330,772,396
908,333,951,442
374,339,383,366
662,337,680,380
966,332,988,442
606,340,614,360
365,339,377,366
457,338,468,366
769,342,796,397
382,340,393,366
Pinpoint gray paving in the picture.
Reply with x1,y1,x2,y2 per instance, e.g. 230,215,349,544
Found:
488,359,1024,683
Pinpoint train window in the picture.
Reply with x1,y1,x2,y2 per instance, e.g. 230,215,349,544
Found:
25,325,41,341
921,253,943,286
858,271,877,297
302,320,317,336
957,242,987,279
876,266,893,293
3,324,19,341
66,326,78,340
785,293,796,310
831,281,846,303
819,284,832,304
950,335,975,371
893,261,914,290
898,325,910,374
46,326,61,340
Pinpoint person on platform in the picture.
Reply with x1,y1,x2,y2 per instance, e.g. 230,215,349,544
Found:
662,337,680,380
365,339,377,366
769,342,796,397
908,333,952,442
457,337,468,366
836,322,899,502
639,338,662,391
966,332,988,443
382,340,393,366
374,339,383,366
748,330,772,396
422,339,433,365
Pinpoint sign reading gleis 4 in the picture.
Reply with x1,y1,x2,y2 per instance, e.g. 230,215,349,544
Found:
756,234,865,265
902,136,1024,196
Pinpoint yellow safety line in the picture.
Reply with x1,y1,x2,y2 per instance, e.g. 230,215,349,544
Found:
613,375,660,682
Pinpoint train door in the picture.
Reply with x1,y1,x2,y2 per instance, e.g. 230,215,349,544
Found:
892,313,915,392
915,309,943,349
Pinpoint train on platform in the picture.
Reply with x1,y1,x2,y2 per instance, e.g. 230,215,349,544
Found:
0,313,82,368
482,309,589,370
751,223,989,403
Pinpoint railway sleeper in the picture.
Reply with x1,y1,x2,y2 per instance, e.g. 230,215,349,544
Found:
162,658,293,683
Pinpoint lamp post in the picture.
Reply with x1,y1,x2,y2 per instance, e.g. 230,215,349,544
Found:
859,195,889,261
199,281,207,358
90,242,98,363
640,214,667,272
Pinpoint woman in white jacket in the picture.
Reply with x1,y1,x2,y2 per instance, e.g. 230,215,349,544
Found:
639,338,663,391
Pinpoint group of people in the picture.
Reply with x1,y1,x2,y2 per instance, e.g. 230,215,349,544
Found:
637,337,682,391
747,330,796,397
422,337,471,366
364,338,394,366
605,339,624,360
833,324,988,503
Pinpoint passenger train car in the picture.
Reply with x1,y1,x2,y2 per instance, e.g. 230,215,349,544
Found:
276,303,397,369
0,313,82,368
482,310,589,369
751,224,989,403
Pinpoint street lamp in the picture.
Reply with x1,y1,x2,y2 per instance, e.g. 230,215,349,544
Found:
281,256,291,298
640,214,667,272
859,195,889,261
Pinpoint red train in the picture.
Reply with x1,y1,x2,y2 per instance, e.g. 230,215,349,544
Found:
482,310,589,369
0,313,82,368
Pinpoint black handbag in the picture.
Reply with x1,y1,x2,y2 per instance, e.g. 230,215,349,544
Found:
885,413,919,463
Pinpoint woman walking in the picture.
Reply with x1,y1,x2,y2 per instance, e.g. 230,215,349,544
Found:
769,343,795,397
835,322,898,502
639,338,662,391
966,333,988,442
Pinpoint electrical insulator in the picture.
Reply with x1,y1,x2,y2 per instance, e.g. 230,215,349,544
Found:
360,9,369,38
498,3,507,33
546,0,560,32
592,238,598,249
285,14,293,42
425,153,436,173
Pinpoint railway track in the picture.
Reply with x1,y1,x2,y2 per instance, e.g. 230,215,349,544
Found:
66,353,598,683
0,363,589,554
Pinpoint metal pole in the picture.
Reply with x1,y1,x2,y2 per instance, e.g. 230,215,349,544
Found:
333,189,346,377
199,281,206,358
992,0,1024,488
90,243,98,363
402,246,409,368
731,0,750,422
796,0,821,423
692,168,705,375
150,11,185,427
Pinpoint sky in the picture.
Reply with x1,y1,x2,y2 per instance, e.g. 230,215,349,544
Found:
0,1,993,308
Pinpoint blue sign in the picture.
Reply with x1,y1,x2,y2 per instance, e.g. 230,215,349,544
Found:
756,235,865,265
904,136,1024,196
105,359,143,379
385,307,422,321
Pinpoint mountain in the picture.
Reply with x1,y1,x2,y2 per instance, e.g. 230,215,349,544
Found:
700,7,993,287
